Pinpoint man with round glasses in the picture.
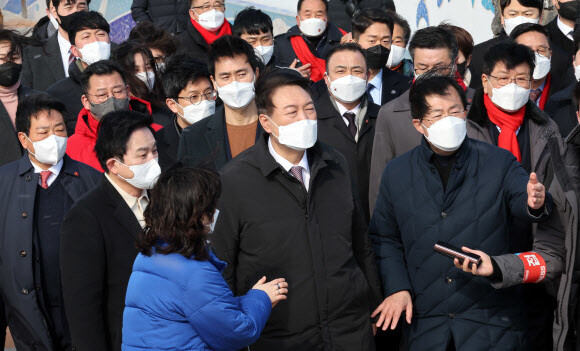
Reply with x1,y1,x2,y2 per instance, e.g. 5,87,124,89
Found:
157,53,217,170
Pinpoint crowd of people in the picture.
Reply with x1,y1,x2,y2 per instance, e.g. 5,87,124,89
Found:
0,0,579,350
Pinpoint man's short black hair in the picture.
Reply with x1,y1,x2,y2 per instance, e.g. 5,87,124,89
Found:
208,35,260,77
128,21,179,57
232,7,273,37
297,0,328,13
499,0,543,14
482,41,535,76
509,22,550,46
255,68,312,115
325,43,368,72
67,11,110,46
386,10,411,45
163,53,211,99
409,74,468,121
95,110,154,172
80,60,126,94
409,25,459,62
51,0,91,9
16,93,68,135
352,8,394,41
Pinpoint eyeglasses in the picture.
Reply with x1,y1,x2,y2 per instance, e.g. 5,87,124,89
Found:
86,87,129,103
192,2,225,12
487,74,531,88
177,90,218,105
531,46,551,57
153,56,166,65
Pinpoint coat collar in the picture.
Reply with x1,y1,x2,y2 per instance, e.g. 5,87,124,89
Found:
17,154,81,177
418,135,471,167
186,20,211,49
99,175,143,241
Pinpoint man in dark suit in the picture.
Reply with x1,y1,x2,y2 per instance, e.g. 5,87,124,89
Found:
348,8,411,106
46,10,113,134
273,0,344,83
159,53,216,171
212,68,383,351
21,0,89,91
60,110,161,351
313,43,379,221
176,0,232,63
469,0,543,90
0,93,100,350
178,36,263,171
0,30,38,167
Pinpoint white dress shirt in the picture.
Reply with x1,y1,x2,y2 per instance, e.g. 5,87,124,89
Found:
557,16,574,41
57,31,72,77
368,69,383,105
104,173,149,228
31,157,63,187
268,137,311,192
336,101,361,128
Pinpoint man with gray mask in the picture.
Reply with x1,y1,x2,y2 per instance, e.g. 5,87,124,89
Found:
66,60,162,171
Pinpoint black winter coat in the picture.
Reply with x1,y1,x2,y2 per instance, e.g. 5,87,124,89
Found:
131,0,190,35
313,86,380,220
175,20,232,64
155,116,181,171
46,61,84,135
0,155,100,351
545,81,579,138
212,134,383,351
370,137,552,350
21,33,65,91
545,18,575,95
60,176,143,351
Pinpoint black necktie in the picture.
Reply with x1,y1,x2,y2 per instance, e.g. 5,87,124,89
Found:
343,112,357,138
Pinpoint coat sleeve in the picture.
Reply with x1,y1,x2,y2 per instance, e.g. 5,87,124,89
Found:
369,107,395,216
20,50,33,89
184,274,271,351
130,0,152,23
369,168,412,297
60,204,108,350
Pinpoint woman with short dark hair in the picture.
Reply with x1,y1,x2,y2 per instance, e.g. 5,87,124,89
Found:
122,166,287,351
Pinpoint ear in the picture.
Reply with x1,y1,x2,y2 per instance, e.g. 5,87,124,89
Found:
500,15,505,26
296,15,300,27
412,119,426,136
18,132,31,151
552,0,558,9
259,113,273,134
71,45,81,59
166,98,180,114
324,72,331,88
254,67,260,79
106,158,119,175
466,55,472,67
576,110,580,124
189,8,197,20
481,74,490,96
49,5,58,18
211,76,218,90
81,94,91,111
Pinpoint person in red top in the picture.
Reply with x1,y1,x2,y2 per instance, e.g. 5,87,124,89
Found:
176,0,232,64
66,60,161,171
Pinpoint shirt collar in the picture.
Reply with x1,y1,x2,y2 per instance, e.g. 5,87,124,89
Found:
335,100,361,117
369,69,383,91
557,16,574,40
30,157,64,176
57,31,71,51
104,172,148,207
267,137,309,173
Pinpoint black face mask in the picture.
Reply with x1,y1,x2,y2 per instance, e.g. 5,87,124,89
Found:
558,1,578,21
0,62,22,87
365,44,390,70
56,12,75,32
456,61,467,77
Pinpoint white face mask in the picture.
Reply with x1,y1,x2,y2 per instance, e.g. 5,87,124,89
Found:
78,41,111,65
533,52,551,80
299,17,327,37
206,209,220,233
575,65,580,81
504,16,539,36
216,80,255,109
116,158,161,190
267,117,317,151
136,71,155,91
27,134,68,165
175,99,216,125
49,13,60,29
254,45,274,65
386,44,406,68
195,9,225,31
422,116,467,152
328,74,367,103
489,82,530,112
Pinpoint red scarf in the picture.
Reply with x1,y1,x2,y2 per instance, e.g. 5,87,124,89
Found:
537,73,551,111
454,70,468,91
483,93,526,162
290,28,347,82
190,18,232,45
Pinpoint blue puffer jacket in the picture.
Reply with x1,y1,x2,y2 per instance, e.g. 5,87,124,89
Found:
122,249,272,351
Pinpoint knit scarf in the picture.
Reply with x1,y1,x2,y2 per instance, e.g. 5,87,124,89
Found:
483,93,526,162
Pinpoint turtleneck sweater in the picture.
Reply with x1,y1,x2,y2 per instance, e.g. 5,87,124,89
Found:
0,81,20,127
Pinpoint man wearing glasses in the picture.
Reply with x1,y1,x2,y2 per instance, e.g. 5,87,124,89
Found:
66,60,162,171
176,0,231,63
157,53,217,170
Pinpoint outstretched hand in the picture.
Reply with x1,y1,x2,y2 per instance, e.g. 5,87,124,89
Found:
527,172,545,210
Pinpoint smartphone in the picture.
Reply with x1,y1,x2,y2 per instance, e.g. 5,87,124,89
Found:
433,241,482,269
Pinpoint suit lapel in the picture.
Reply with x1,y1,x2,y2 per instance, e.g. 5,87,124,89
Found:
100,177,142,242
205,109,228,169
45,34,66,82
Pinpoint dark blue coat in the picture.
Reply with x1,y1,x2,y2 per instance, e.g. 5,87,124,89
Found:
122,250,272,351
370,137,552,350
0,155,100,350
